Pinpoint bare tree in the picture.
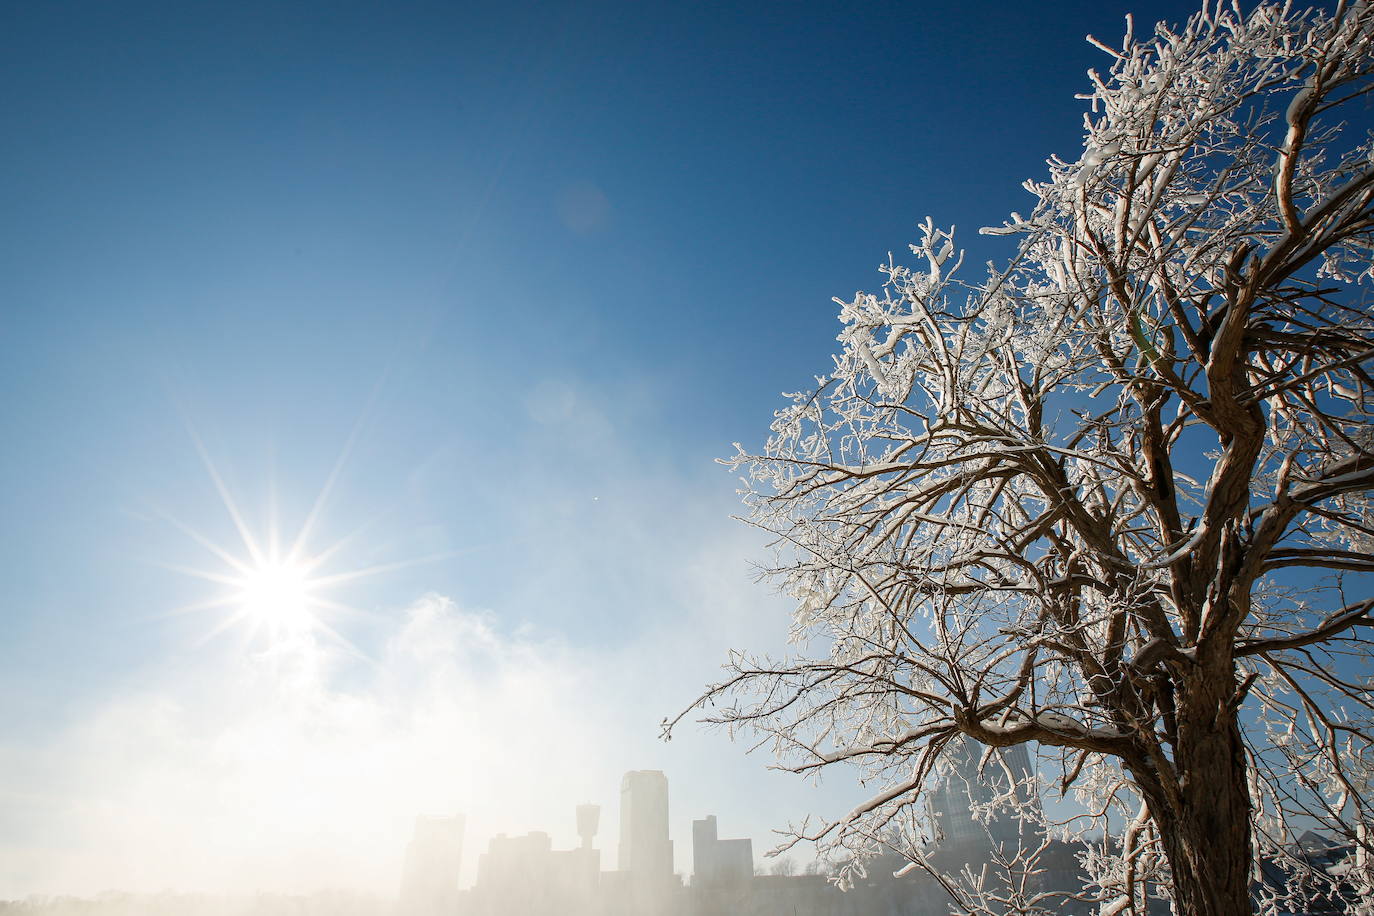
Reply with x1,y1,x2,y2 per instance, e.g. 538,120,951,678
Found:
667,4,1374,916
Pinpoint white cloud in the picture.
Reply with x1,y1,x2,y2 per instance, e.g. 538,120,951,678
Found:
1,573,834,900
0,595,629,897
0,373,860,901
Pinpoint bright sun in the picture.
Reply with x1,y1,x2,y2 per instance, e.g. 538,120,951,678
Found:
166,430,445,652
235,558,317,638
162,444,348,649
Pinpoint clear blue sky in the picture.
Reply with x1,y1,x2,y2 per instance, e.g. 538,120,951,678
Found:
1,0,1203,897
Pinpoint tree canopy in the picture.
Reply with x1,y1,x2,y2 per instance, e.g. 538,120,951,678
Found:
670,3,1374,915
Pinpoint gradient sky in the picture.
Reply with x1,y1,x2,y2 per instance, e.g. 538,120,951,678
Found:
1,0,1204,898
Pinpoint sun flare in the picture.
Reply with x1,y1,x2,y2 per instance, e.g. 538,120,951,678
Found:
164,428,451,653
235,557,317,638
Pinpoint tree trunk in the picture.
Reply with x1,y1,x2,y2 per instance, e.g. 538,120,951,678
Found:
1135,675,1254,916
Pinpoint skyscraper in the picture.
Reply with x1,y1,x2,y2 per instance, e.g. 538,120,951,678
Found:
619,770,673,878
397,815,465,916
692,814,753,886
927,738,1039,856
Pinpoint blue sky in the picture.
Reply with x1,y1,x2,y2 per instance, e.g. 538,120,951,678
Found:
1,0,1204,897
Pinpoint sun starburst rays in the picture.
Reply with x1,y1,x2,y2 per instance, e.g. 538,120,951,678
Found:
162,532,345,650
156,400,465,657
155,431,395,656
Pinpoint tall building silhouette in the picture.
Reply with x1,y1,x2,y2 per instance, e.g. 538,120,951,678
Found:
928,738,1039,856
692,815,753,886
619,769,673,877
614,770,676,915
396,815,464,916
466,805,602,916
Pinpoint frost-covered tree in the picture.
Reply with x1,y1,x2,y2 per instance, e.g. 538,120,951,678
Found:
668,4,1374,916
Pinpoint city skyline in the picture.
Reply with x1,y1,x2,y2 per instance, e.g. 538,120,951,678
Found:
407,756,1046,894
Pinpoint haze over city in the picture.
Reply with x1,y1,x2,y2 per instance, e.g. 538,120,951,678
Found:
7,0,1362,913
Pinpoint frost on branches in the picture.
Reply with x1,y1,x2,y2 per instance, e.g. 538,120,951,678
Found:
668,3,1374,916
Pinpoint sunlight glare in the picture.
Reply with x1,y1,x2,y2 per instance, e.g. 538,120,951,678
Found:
164,422,453,654
237,558,316,638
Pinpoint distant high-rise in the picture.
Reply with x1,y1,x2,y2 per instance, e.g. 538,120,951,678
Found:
397,815,465,916
692,814,753,886
466,805,602,916
928,738,1039,857
619,770,673,877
